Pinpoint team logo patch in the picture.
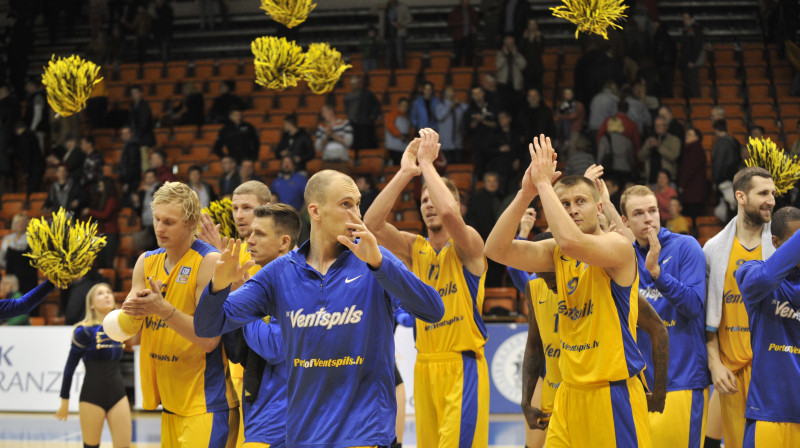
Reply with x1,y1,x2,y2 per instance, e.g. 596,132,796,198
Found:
176,266,192,284
491,331,527,404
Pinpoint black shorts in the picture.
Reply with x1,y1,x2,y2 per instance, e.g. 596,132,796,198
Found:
394,364,403,387
80,360,126,412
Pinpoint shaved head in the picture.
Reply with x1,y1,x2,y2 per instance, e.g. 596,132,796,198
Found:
305,170,355,206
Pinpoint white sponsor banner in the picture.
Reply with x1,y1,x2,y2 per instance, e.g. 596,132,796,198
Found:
0,326,83,412
394,326,416,415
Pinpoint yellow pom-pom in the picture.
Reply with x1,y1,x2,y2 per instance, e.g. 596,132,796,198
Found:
41,55,103,117
551,0,628,40
745,136,800,196
251,36,306,91
202,197,240,240
260,0,317,28
302,43,352,95
24,208,107,289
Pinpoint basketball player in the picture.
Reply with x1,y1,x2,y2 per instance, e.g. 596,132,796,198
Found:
118,181,239,447
193,170,445,447
736,206,800,446
620,185,709,447
704,167,776,448
485,135,651,447
363,129,489,447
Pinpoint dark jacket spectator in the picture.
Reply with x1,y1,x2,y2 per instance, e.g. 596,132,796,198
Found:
678,127,709,218
118,126,141,195
15,122,44,194
83,177,120,269
218,156,241,197
574,45,622,108
464,86,499,178
43,164,84,215
168,82,204,127
213,109,260,163
129,86,155,147
343,76,382,150
208,81,245,123
447,0,480,66
652,21,677,98
519,19,545,92
187,165,217,208
711,120,741,186
517,88,555,143
274,115,315,172
23,79,49,136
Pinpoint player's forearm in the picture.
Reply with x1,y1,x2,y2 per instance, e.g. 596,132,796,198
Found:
419,161,460,222
654,272,704,319
0,281,54,319
736,228,800,302
648,323,669,399
602,199,634,242
195,283,239,337
372,247,444,323
521,319,544,406
164,309,221,353
536,183,585,250
706,331,723,368
363,169,415,231
243,320,284,364
485,190,534,263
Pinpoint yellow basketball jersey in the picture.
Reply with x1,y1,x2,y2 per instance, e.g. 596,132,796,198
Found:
553,245,644,386
410,236,487,354
528,277,562,414
718,237,759,373
141,239,238,416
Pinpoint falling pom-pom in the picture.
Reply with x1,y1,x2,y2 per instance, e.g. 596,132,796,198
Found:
745,136,800,196
202,198,240,240
551,0,628,40
24,208,107,289
260,0,317,28
252,36,306,91
303,43,352,95
103,310,136,342
41,55,102,117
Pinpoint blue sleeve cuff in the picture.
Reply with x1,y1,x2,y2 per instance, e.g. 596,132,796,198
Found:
706,325,718,332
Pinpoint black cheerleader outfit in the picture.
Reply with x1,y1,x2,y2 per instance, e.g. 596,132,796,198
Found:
60,324,126,411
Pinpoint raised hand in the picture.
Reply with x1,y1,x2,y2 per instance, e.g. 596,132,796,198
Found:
528,134,561,189
198,213,223,251
417,128,441,165
519,207,536,238
212,238,256,292
400,137,422,176
337,209,383,268
644,228,662,280
583,163,604,183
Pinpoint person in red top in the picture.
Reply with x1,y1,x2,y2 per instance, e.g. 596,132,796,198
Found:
82,177,120,269
148,149,176,184
653,169,678,221
385,97,414,165
595,100,641,153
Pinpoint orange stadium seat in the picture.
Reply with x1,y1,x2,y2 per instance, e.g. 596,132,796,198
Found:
429,51,451,71
483,287,518,316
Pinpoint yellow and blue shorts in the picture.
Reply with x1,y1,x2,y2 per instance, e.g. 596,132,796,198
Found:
649,388,708,448
414,351,490,448
744,420,800,447
720,364,751,448
162,408,240,448
545,377,651,448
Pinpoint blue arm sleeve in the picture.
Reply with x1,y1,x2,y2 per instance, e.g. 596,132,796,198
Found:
242,319,284,365
652,240,706,319
371,247,445,323
507,266,535,294
0,281,54,319
194,268,276,338
60,326,90,399
736,227,800,305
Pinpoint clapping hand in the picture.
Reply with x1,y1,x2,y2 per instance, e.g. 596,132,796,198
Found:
337,209,383,268
211,238,256,293
417,128,441,165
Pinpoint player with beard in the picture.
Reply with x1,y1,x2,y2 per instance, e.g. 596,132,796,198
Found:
703,167,776,448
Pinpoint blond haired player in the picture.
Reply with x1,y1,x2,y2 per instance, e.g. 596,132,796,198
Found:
117,181,239,447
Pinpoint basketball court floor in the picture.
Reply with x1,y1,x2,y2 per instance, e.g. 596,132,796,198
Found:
0,412,529,447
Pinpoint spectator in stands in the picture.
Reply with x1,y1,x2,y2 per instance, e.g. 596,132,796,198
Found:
50,114,80,157
149,149,176,184
377,0,412,69
436,86,468,164
500,0,531,38
494,110,525,189
665,196,691,235
464,85,499,175
356,174,379,216
652,21,677,98
187,165,216,208
15,120,44,194
218,155,241,197
465,171,504,286
274,114,315,173
679,16,704,98
152,0,174,61
314,104,353,166
197,0,228,30
517,88,555,145
711,119,742,221
657,105,685,143
411,81,440,131
131,169,160,251
555,87,585,154
710,105,726,123
496,35,526,93
574,41,621,108
82,177,120,269
385,97,413,166
43,164,84,216
271,156,307,212
208,81,245,124
47,135,85,184
481,72,515,116
678,127,709,219
596,116,634,182
749,125,765,139
632,77,660,114
588,81,620,136
344,75,382,151
239,159,262,184
118,126,141,198
653,169,678,221
596,101,641,153
519,18,545,92
0,274,26,325
639,116,681,184
165,82,204,127
623,88,651,135
213,108,260,164
23,77,49,151
791,119,800,158
125,3,152,64
0,214,37,293
128,85,156,148
359,26,382,73
448,0,480,67
480,0,503,49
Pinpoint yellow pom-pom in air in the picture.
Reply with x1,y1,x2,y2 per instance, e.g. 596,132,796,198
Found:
303,43,352,95
24,208,107,289
745,136,800,196
260,0,317,28
251,36,306,91
41,55,103,117
202,197,240,240
551,0,628,40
